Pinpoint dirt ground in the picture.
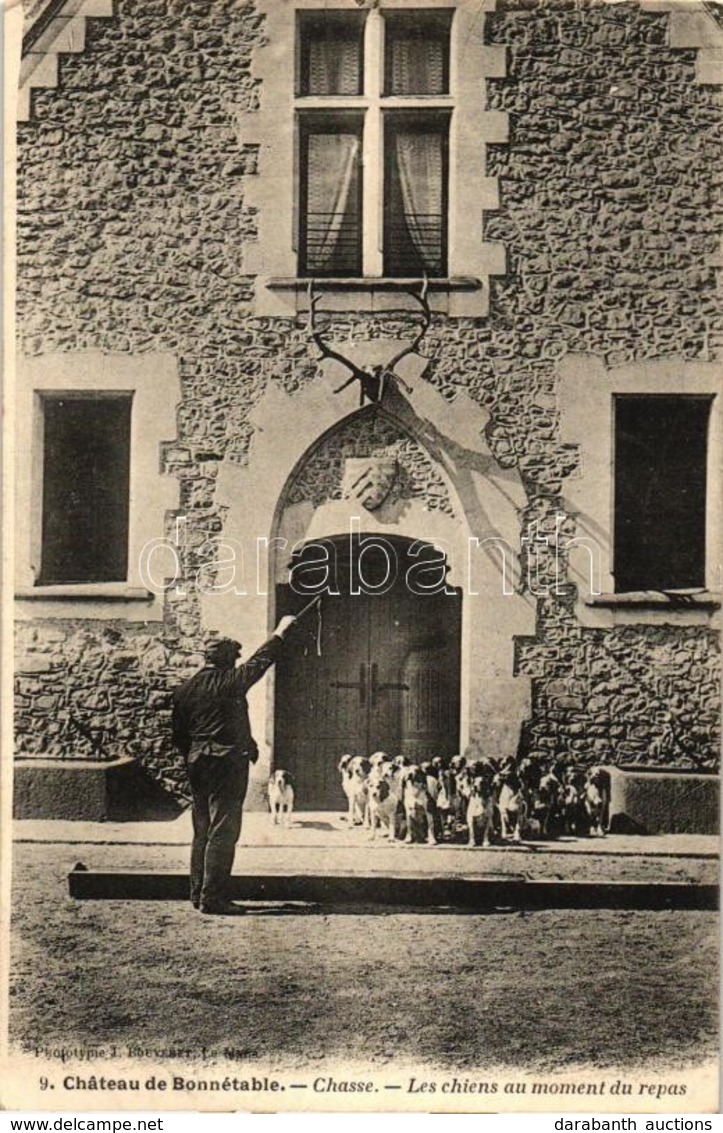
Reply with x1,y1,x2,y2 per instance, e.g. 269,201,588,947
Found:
9,842,718,1077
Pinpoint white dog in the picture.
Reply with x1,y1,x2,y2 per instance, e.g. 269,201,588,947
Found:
367,769,401,842
339,754,370,826
268,769,295,826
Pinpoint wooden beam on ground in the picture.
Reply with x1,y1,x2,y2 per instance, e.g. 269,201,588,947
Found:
67,868,718,911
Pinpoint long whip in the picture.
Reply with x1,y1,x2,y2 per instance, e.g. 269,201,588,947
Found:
293,593,323,657
295,593,322,620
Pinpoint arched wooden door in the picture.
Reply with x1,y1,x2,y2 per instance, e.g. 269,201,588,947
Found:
274,537,462,809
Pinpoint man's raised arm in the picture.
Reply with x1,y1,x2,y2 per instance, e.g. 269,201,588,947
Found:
236,616,297,692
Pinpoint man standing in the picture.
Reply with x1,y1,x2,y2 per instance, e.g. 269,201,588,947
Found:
172,616,296,915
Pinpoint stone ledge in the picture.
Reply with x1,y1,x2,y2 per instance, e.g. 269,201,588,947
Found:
267,276,482,292
587,591,721,610
16,585,155,601
607,766,719,836
14,758,182,822
266,277,484,315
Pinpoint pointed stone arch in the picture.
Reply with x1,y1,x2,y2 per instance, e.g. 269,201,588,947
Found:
208,371,535,804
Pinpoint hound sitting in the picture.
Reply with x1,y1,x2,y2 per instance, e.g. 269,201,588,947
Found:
437,766,457,836
339,753,370,826
267,770,295,826
368,750,389,772
497,765,527,843
452,761,471,829
421,760,444,841
535,771,563,838
402,765,437,845
466,772,496,848
563,766,589,836
367,773,401,842
584,766,610,837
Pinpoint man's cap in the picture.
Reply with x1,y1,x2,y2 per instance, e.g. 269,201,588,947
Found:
204,636,241,665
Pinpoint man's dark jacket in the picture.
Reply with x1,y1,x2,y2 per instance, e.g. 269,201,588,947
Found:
171,636,283,763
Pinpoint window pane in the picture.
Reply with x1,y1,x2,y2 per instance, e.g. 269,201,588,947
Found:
384,118,447,276
39,397,132,584
300,122,362,276
384,12,452,96
299,12,364,96
614,396,710,592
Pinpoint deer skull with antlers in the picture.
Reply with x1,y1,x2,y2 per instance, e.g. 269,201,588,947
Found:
307,278,431,407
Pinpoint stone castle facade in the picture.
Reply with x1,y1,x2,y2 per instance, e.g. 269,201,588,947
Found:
13,0,722,807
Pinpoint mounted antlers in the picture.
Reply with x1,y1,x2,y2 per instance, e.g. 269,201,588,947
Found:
307,277,431,407
384,275,431,376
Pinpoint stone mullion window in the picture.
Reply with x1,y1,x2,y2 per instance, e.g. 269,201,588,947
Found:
295,8,454,280
251,0,506,315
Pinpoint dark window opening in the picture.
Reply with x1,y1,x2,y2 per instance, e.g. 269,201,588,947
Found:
614,395,711,592
384,113,448,277
297,10,366,96
383,10,452,96
38,395,132,585
299,115,363,277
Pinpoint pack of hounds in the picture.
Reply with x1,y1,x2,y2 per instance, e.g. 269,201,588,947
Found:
270,756,611,846
339,753,612,846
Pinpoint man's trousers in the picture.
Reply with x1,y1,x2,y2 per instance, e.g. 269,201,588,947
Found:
188,751,249,909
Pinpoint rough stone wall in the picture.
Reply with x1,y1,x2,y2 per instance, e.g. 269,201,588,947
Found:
483,0,721,770
14,621,202,797
517,610,720,770
15,0,721,780
485,0,721,371
286,412,454,515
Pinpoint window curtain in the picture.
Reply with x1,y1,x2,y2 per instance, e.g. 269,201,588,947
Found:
306,132,359,272
394,129,443,270
388,32,446,95
308,33,360,95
